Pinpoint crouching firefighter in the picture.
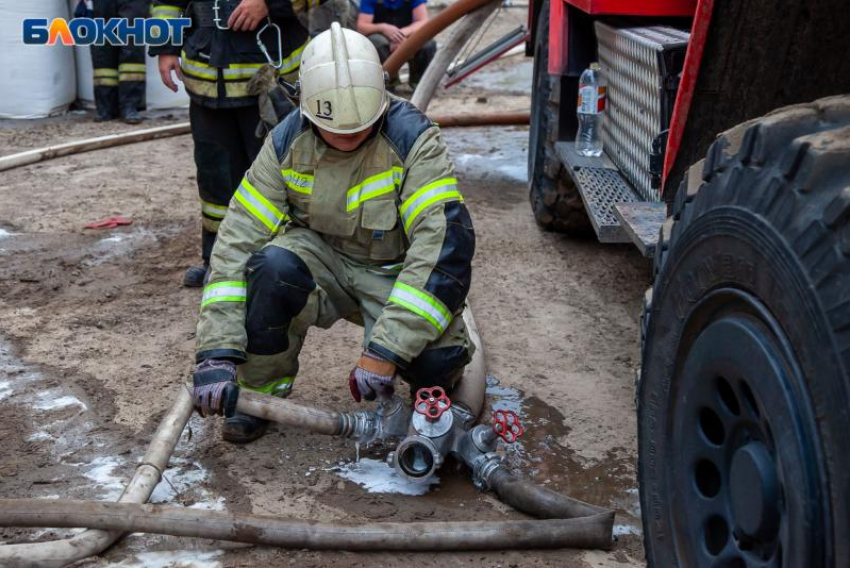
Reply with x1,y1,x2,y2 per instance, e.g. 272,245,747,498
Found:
149,0,309,288
190,23,476,443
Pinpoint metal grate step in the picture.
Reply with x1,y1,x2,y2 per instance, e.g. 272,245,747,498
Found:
555,142,642,243
613,202,667,257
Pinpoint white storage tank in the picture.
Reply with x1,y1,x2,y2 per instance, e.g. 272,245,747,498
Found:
0,0,77,118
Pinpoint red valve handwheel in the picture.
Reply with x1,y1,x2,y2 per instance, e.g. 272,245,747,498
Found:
414,386,452,421
492,409,524,443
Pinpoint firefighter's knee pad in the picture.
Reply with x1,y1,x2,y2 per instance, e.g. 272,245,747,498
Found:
245,246,316,355
402,345,471,393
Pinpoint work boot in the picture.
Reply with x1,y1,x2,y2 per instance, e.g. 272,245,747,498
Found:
221,412,269,444
121,107,142,125
183,264,209,288
94,109,114,122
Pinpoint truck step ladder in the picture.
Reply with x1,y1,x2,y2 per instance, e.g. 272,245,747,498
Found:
613,202,666,258
555,141,642,244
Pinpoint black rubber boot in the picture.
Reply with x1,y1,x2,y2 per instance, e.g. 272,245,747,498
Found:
121,106,142,125
221,412,269,444
94,109,115,122
183,265,209,288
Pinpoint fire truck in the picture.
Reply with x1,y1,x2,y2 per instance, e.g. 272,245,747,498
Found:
526,0,850,565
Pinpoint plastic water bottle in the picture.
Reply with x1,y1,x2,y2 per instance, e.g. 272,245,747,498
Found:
575,63,606,157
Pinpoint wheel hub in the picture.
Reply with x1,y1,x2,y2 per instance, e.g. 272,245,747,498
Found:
667,289,824,567
729,441,780,541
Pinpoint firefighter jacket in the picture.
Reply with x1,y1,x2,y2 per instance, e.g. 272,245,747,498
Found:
196,98,476,367
149,0,308,108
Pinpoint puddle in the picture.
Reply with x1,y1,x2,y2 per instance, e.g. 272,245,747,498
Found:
83,456,128,501
485,374,642,535
333,458,438,496
150,458,227,511
443,127,528,186
460,58,533,93
84,227,159,267
108,549,223,568
34,394,87,411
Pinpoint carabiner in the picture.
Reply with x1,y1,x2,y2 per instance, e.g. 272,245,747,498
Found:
256,20,284,69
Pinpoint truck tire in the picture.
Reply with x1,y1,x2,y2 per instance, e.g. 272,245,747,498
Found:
639,96,850,567
527,0,589,233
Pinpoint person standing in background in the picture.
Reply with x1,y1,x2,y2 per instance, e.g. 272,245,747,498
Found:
355,0,434,89
150,0,308,288
86,0,149,123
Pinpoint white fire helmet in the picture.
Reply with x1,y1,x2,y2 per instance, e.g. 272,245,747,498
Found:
298,23,389,134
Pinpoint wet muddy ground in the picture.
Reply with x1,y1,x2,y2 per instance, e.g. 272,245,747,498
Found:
0,10,650,567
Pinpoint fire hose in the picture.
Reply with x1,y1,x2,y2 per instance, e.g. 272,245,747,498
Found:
0,311,614,566
0,111,528,174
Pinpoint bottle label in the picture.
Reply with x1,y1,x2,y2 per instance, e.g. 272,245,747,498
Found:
577,86,606,115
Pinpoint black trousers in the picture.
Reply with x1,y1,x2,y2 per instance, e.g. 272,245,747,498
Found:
189,101,263,263
91,0,149,118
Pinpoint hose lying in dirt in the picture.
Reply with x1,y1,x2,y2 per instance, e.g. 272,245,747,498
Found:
0,123,191,173
235,310,488,434
411,0,501,112
0,499,613,551
383,0,499,79
432,112,530,128
237,390,343,435
0,111,525,174
0,387,195,568
488,468,607,520
236,308,487,436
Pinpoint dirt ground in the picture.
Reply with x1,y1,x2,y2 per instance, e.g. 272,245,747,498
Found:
0,7,650,567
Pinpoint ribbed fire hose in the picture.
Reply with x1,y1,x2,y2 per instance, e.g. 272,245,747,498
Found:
0,499,613,551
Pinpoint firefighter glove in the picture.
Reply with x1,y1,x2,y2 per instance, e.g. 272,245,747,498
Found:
349,351,396,402
193,358,239,418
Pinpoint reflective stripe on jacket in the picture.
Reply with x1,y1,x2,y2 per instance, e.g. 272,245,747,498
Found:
149,0,308,108
196,98,476,366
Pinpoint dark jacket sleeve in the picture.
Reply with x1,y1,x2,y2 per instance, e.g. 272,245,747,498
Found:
267,0,298,19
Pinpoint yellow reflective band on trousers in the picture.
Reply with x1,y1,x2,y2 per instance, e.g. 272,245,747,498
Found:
202,281,247,308
281,169,314,195
387,282,451,333
119,63,146,73
235,177,288,232
400,178,462,233
238,376,294,396
118,63,146,83
346,167,403,212
151,4,182,18
94,68,118,86
201,199,228,220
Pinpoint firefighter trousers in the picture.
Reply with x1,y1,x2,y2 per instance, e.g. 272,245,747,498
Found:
190,101,264,264
91,0,149,118
236,227,473,396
